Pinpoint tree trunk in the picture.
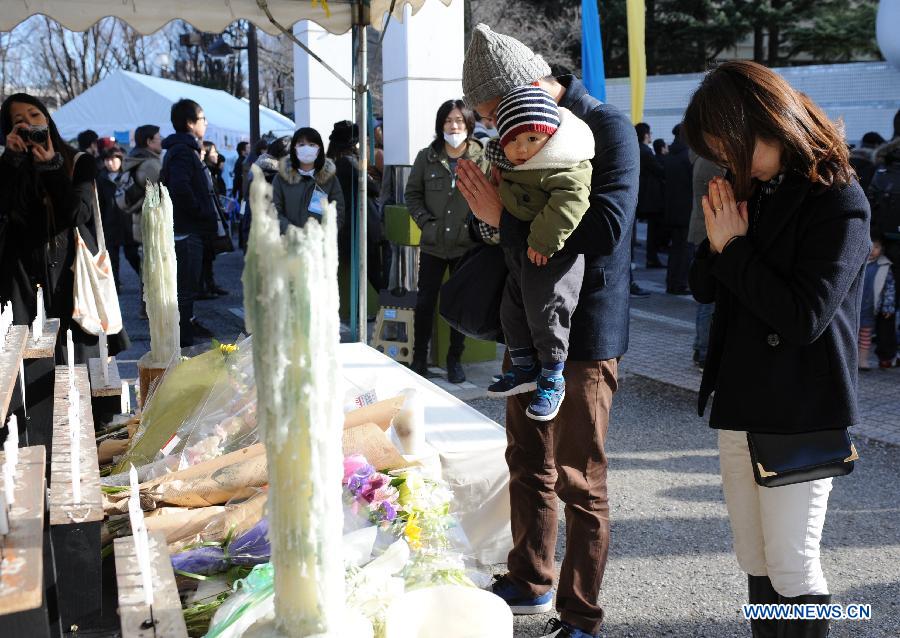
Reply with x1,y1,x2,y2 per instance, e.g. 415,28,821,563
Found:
754,26,765,62
646,0,656,75
767,0,783,66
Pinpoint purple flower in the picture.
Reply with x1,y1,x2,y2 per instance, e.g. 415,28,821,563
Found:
381,500,397,522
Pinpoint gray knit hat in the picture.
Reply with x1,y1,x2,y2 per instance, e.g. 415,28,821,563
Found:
462,24,552,109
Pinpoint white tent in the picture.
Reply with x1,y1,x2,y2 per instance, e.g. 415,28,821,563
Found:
52,70,296,151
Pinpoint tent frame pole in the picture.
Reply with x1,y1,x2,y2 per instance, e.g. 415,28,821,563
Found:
355,1,369,343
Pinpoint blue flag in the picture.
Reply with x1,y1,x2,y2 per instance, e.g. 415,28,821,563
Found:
581,0,607,102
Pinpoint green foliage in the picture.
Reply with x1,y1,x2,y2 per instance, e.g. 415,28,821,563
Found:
784,0,881,63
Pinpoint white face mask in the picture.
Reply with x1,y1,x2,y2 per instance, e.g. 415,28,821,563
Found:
295,144,319,165
443,132,468,149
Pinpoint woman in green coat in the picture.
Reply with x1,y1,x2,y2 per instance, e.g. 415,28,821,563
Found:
405,99,488,382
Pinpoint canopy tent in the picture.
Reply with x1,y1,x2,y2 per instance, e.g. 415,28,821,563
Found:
52,70,296,151
0,0,449,35
3,0,454,341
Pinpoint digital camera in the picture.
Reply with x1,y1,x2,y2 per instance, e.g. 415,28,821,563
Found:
23,125,49,147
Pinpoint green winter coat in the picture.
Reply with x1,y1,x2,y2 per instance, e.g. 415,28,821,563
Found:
498,108,595,257
404,139,487,260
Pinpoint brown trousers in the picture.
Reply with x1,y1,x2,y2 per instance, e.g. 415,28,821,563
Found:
505,358,618,635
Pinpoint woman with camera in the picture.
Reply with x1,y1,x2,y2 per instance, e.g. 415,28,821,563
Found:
0,93,127,363
685,62,870,637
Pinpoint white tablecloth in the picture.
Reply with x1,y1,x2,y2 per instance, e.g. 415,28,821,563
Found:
339,343,512,565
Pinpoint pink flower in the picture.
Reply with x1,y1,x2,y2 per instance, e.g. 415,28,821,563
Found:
343,454,370,484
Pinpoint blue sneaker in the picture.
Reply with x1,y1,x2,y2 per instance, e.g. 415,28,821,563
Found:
527,375,566,421
540,618,600,638
487,365,539,397
491,574,554,614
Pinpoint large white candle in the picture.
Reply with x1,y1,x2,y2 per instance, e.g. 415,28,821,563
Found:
0,300,12,342
141,184,180,366
244,165,345,637
33,285,44,341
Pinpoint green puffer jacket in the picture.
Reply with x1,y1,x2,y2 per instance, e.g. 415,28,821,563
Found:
404,139,487,260
499,107,595,257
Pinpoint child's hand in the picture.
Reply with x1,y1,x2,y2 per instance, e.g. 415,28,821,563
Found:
528,247,548,267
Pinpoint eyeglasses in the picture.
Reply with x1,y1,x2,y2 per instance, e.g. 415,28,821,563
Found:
197,116,208,122
445,118,466,126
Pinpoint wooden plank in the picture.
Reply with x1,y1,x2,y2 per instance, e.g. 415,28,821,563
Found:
0,445,46,615
49,365,103,525
23,319,60,361
114,531,188,638
88,356,122,398
0,325,29,428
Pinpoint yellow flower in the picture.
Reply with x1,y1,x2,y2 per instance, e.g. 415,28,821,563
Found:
405,514,422,551
219,343,238,356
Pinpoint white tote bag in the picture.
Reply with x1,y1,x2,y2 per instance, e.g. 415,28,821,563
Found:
71,154,123,335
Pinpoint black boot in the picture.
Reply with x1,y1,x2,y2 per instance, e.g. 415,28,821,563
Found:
446,356,466,384
776,594,831,638
410,355,429,377
748,575,779,638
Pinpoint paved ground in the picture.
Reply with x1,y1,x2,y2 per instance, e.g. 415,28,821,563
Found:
111,223,900,637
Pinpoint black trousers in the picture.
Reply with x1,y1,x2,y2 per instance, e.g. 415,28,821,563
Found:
414,252,465,362
110,242,141,289
666,226,692,291
175,234,204,347
645,212,665,264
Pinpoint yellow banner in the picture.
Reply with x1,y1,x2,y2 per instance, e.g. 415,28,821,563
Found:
626,0,647,123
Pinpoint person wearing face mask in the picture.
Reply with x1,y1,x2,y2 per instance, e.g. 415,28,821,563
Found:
404,99,488,382
272,127,344,232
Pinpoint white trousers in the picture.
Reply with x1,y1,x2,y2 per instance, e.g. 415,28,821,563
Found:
718,429,833,597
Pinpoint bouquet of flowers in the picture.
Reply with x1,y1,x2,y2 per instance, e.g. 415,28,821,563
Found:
171,518,270,577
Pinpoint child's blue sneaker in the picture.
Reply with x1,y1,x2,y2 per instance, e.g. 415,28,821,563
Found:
486,365,539,397
540,618,600,638
526,375,565,421
491,574,554,614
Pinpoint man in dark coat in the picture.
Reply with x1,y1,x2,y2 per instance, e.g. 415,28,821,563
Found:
457,24,639,638
160,99,218,347
663,125,693,294
635,122,666,268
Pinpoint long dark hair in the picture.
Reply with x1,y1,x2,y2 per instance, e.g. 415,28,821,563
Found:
290,127,326,173
0,93,77,227
431,99,475,153
683,61,853,200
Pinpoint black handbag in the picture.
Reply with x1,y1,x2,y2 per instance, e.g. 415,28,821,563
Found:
212,196,234,254
747,429,858,488
439,243,508,341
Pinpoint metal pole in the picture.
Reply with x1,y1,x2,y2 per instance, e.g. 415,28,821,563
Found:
356,10,368,343
248,24,261,151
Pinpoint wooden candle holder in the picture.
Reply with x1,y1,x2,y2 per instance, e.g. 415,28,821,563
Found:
49,365,104,630
0,326,29,431
136,353,168,410
114,531,188,638
0,445,50,638
88,356,123,426
23,319,61,453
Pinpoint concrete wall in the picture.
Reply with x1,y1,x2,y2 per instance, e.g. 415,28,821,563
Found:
605,62,900,145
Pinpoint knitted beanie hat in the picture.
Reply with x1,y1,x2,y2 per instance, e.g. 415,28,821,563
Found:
462,24,552,108
496,86,560,148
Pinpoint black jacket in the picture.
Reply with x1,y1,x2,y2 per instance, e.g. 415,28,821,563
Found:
160,133,218,236
0,151,128,362
663,141,693,228
97,169,127,246
689,172,871,434
496,75,639,361
637,142,665,217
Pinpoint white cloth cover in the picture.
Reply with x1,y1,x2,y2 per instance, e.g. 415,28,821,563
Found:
339,343,512,565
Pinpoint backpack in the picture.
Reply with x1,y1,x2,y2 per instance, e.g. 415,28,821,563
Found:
114,164,145,213
871,163,900,239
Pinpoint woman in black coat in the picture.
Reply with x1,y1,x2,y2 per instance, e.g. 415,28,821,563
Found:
0,93,128,363
684,62,869,638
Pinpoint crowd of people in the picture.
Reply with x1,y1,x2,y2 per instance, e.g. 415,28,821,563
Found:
0,20,897,638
